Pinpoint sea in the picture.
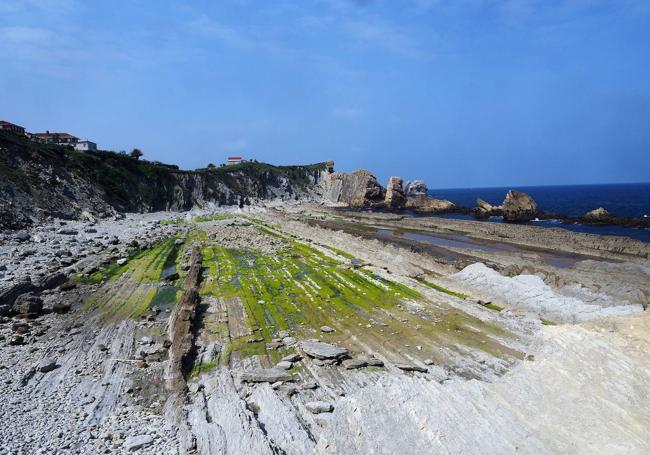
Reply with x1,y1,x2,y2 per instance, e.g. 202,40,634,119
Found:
427,183,650,243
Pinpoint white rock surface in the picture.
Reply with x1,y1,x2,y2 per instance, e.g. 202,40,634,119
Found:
451,263,643,322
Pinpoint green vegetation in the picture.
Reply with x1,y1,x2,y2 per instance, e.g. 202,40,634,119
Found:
541,318,556,326
192,214,236,223
195,233,514,370
321,244,356,260
484,303,504,312
85,236,183,319
417,278,468,300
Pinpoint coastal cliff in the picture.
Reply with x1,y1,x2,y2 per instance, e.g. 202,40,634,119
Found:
0,131,329,229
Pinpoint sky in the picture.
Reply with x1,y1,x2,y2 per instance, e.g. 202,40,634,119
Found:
1,0,649,188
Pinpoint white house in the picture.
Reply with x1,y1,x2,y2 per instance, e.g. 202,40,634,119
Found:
74,140,98,152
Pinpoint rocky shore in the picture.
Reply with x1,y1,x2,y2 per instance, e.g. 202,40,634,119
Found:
0,203,648,454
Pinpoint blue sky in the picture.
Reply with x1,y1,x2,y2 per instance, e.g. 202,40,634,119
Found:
1,0,649,188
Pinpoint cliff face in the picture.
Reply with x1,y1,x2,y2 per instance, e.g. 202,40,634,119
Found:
0,131,329,229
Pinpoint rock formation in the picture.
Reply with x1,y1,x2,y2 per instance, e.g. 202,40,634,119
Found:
384,177,407,210
501,190,538,221
585,207,610,220
473,191,538,222
475,198,498,218
405,196,455,213
324,170,385,208
405,180,428,196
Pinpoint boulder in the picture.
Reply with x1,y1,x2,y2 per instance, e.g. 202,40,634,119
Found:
395,363,428,373
37,358,58,373
305,401,334,414
300,340,348,360
0,279,34,307
36,272,67,290
585,207,610,220
56,228,78,235
241,368,293,383
405,195,455,213
342,358,368,370
15,232,31,242
13,293,43,317
320,325,335,333
281,353,302,363
123,435,154,451
52,302,71,314
500,190,538,222
324,170,386,208
384,176,407,210
276,361,293,370
404,180,428,196
475,198,497,218
79,210,97,224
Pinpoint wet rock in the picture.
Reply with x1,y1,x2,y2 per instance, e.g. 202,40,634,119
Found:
241,368,293,383
163,272,180,282
123,434,154,451
305,401,334,414
37,358,58,373
301,340,348,360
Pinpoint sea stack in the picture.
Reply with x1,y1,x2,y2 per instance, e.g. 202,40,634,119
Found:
384,176,407,210
501,190,538,222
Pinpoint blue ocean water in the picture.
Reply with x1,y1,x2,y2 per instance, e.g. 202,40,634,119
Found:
427,183,650,242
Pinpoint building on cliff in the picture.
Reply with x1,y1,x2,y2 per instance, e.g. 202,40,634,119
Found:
31,131,79,146
225,156,246,165
0,120,25,135
74,140,98,152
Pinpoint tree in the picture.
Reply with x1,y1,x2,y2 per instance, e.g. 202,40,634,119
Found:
130,148,143,160
207,163,216,169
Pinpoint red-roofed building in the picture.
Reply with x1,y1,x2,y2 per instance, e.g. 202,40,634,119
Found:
31,131,79,146
226,156,245,165
0,120,26,135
